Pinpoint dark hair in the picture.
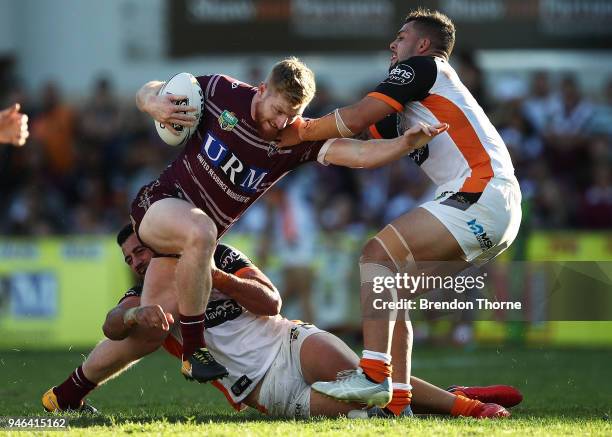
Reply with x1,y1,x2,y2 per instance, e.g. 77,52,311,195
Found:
405,8,456,58
117,223,134,247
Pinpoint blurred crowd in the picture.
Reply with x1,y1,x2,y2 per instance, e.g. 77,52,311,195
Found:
0,57,610,239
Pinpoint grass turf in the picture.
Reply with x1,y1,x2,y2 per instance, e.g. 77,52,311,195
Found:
0,346,610,436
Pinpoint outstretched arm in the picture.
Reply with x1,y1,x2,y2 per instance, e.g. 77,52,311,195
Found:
278,97,393,147
103,297,174,341
322,122,447,169
278,57,438,147
135,80,198,136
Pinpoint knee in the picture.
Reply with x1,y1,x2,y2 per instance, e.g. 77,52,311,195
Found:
184,214,217,251
359,237,391,265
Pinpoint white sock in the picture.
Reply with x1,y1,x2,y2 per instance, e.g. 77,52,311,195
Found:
362,349,392,365
393,382,412,391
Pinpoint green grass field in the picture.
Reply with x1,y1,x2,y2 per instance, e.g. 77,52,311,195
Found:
1,346,610,436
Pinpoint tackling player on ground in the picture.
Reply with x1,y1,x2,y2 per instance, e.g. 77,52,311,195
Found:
129,57,447,383
278,9,522,417
42,224,521,418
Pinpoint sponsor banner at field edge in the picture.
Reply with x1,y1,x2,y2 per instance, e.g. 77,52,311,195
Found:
0,238,131,349
0,232,610,348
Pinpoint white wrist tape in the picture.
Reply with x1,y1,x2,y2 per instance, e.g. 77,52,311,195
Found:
334,108,355,138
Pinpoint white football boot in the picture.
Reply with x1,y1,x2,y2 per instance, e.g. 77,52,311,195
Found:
311,368,392,408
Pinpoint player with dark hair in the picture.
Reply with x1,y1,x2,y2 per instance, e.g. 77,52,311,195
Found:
43,224,521,418
277,9,522,417
129,57,447,383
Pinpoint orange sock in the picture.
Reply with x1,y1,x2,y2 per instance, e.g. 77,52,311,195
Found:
451,395,483,417
359,358,392,383
385,389,412,416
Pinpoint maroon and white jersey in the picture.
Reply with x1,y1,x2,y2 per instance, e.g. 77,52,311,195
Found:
152,74,326,238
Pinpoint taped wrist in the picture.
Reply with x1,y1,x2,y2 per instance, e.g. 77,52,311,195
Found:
123,307,139,327
334,108,355,138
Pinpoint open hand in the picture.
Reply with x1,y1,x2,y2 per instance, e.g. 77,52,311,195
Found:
403,122,449,151
129,305,175,331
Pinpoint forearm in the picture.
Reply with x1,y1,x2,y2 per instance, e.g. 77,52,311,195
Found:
213,270,281,316
103,306,137,340
299,98,391,141
326,136,410,169
135,81,165,113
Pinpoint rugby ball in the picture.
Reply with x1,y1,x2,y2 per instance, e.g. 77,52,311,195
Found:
155,72,203,146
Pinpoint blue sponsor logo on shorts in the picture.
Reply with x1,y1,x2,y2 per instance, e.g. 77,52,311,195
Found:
467,219,494,251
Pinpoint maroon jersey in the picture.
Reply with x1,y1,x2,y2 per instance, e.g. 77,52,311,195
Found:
131,74,326,240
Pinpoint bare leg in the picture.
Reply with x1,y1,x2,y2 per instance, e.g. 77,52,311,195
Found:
82,262,179,383
390,317,413,387
410,376,456,414
139,198,217,318
299,331,459,417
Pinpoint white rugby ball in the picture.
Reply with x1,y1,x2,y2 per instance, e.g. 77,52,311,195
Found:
155,72,203,146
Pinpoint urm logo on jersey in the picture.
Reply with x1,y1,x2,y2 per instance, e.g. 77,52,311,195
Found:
201,132,268,193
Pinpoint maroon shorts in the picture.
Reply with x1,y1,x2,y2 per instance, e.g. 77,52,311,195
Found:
130,178,184,245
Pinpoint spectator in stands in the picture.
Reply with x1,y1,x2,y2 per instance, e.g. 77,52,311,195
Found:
545,75,594,148
579,162,612,229
587,77,612,136
31,82,76,181
521,71,559,134
79,75,123,176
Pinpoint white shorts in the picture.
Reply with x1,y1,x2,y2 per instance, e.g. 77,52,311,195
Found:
420,177,522,263
257,322,324,419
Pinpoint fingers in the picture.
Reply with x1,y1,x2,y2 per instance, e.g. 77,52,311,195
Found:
166,313,175,325
153,304,170,330
138,305,173,330
166,94,198,112
167,113,197,127
160,122,179,136
2,110,29,146
407,122,449,137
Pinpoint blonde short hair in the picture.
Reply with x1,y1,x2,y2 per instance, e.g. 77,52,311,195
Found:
266,57,316,108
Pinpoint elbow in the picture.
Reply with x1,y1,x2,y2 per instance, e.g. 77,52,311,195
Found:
272,296,282,315
102,322,115,340
265,295,282,316
102,318,125,341
264,296,282,316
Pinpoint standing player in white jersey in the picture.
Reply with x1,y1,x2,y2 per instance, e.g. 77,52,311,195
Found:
278,8,522,416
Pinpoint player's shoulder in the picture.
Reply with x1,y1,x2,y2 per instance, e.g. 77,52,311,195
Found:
389,56,437,81
199,74,254,99
214,243,253,274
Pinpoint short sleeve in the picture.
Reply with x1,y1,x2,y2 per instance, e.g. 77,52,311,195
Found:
369,114,402,139
368,56,437,111
214,244,253,274
117,285,143,305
